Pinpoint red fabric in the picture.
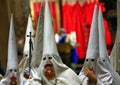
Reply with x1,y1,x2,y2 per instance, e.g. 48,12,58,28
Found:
75,3,86,59
104,19,112,55
81,2,91,51
33,3,41,26
62,2,91,59
86,1,96,25
61,2,68,33
104,19,112,46
62,2,85,59
49,2,58,33
76,3,87,59
62,2,78,34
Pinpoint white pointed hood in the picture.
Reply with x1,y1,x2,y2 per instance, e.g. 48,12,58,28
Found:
0,14,20,85
79,4,99,83
38,0,82,85
85,4,99,60
7,14,18,70
43,0,59,56
31,4,44,67
23,15,34,55
97,7,120,84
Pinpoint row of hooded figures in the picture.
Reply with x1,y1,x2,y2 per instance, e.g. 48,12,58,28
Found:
0,0,120,85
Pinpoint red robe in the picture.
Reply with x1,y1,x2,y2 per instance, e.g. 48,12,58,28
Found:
62,2,78,34
75,2,88,60
33,3,41,26
62,2,91,60
61,2,68,33
75,3,86,59
49,2,58,33
62,2,86,59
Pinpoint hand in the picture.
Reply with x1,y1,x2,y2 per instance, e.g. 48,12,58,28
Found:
84,68,97,84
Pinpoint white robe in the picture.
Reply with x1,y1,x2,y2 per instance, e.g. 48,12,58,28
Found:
20,75,27,85
24,78,42,85
96,57,120,85
39,54,82,85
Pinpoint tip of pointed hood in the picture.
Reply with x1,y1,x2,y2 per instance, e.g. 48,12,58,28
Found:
85,4,99,59
7,14,18,70
43,0,59,56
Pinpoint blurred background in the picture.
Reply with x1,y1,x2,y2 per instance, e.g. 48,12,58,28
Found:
0,0,117,75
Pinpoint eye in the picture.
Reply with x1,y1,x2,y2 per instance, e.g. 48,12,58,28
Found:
25,54,28,57
48,57,52,59
86,59,88,61
91,59,94,61
103,60,105,62
43,57,46,60
14,69,17,72
10,69,12,72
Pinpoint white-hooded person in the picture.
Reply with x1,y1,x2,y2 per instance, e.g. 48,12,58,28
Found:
96,7,120,85
37,0,82,85
0,14,20,85
79,4,99,85
19,15,34,78
18,15,35,85
79,4,120,85
24,4,45,85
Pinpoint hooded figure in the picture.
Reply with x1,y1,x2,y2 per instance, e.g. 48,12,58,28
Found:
37,0,82,85
96,7,120,85
0,14,20,85
19,15,34,76
79,4,99,85
24,4,45,85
